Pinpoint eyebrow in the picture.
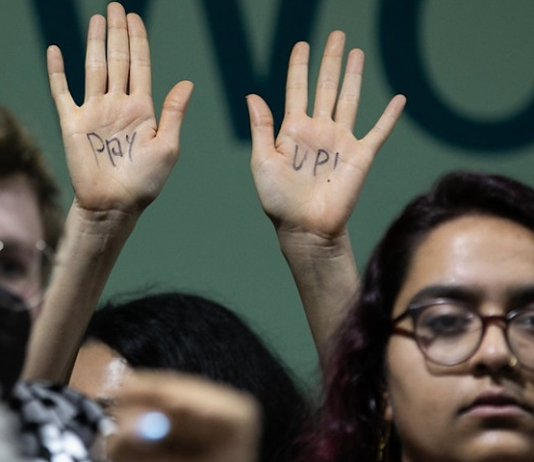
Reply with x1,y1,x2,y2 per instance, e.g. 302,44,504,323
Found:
408,284,534,309
0,239,37,254
506,285,534,308
407,285,480,306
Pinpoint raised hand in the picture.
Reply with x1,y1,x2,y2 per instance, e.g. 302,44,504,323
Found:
247,30,405,239
247,31,405,366
109,372,260,462
24,3,193,383
47,2,193,215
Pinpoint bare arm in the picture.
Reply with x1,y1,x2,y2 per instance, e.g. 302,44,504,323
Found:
23,2,193,383
247,31,405,368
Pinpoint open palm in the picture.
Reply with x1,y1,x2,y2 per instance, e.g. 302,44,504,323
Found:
248,31,405,238
48,2,193,215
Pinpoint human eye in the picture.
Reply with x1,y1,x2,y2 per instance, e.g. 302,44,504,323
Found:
512,310,534,334
417,304,474,337
0,253,28,281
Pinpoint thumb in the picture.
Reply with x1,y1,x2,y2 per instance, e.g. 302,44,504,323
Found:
246,94,275,161
156,80,194,154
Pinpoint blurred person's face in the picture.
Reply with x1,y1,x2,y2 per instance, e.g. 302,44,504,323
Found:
0,174,49,317
0,174,45,396
70,342,132,419
0,174,44,397
0,286,30,398
385,215,534,462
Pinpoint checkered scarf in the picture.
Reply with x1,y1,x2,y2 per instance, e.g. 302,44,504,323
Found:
7,381,113,462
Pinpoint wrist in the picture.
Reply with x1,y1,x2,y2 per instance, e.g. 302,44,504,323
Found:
56,201,140,263
69,200,139,235
276,226,352,260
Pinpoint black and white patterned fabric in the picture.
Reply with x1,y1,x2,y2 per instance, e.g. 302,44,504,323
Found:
0,401,25,461
6,381,114,462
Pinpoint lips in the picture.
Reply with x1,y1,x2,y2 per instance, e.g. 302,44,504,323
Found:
461,390,534,417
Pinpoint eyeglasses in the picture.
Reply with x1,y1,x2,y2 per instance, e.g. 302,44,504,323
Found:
0,239,54,309
391,298,534,370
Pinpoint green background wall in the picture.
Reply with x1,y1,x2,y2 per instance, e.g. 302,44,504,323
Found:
1,0,534,386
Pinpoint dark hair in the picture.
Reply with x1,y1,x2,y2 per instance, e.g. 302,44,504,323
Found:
0,106,62,252
298,170,534,462
83,291,309,462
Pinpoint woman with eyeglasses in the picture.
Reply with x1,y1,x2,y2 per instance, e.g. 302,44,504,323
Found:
248,29,534,462
292,171,534,462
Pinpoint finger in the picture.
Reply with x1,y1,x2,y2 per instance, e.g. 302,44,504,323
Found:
47,45,75,115
127,13,151,95
334,48,364,131
361,94,406,152
107,2,130,93
118,373,260,444
107,410,164,462
118,372,256,412
84,14,107,99
285,41,310,116
113,373,260,462
114,406,251,448
156,80,194,156
313,30,345,119
111,401,257,462
247,94,275,160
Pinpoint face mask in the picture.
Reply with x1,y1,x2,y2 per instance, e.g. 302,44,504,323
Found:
0,285,30,399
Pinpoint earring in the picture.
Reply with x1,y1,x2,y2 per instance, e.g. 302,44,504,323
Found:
509,356,519,369
377,423,391,462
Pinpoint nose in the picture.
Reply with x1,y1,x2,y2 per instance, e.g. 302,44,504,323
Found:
470,320,515,375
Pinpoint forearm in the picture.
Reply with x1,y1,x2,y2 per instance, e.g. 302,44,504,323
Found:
22,203,139,383
278,227,359,370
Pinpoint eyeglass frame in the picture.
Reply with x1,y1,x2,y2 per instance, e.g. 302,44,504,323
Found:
390,297,534,369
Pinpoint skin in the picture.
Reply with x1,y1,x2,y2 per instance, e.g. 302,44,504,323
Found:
70,341,132,418
0,174,46,314
0,174,43,249
247,31,405,366
109,371,260,462
385,215,534,462
23,1,193,383
71,345,260,462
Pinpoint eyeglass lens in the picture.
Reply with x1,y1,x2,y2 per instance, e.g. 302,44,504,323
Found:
413,302,534,368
